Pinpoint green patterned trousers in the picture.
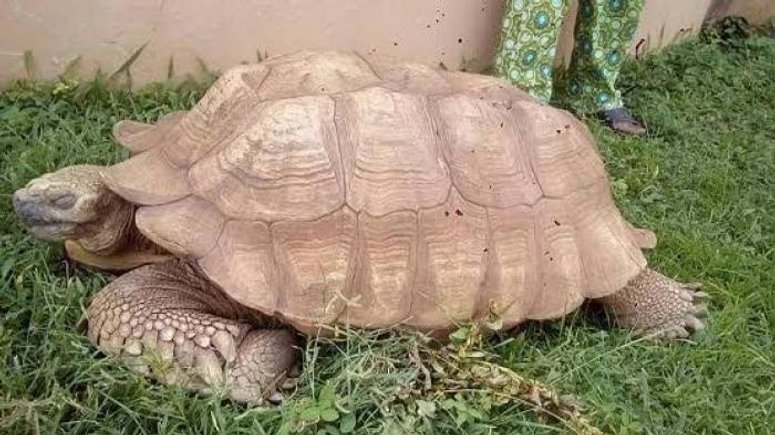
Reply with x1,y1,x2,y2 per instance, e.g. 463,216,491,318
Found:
494,0,644,113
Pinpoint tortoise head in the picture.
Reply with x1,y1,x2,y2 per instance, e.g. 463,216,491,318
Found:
12,165,115,242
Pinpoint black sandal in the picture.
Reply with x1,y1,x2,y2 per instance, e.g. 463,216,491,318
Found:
597,107,647,135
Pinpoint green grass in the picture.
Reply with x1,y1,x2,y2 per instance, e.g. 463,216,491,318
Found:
1,36,774,434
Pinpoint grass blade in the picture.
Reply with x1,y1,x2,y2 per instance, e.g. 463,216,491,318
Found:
60,55,82,80
166,56,174,80
23,50,35,79
108,42,148,82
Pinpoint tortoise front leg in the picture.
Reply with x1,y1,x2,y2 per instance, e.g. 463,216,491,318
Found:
85,260,298,402
598,268,708,339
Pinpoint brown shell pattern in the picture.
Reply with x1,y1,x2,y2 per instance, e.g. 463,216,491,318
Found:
106,51,647,332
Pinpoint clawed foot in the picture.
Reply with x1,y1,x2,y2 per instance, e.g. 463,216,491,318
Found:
265,370,302,404
640,282,709,340
601,268,711,341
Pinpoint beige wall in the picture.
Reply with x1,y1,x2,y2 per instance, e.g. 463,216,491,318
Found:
1,0,772,86
706,0,775,24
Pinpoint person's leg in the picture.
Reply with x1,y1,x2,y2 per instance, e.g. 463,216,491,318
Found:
494,0,570,103
561,0,646,134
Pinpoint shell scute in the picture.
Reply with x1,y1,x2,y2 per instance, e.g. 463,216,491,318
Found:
336,86,450,216
163,65,269,168
271,209,357,327
135,196,224,257
411,190,488,329
431,92,542,207
345,210,417,327
257,50,381,100
483,205,538,325
188,96,343,221
198,221,278,313
515,102,607,197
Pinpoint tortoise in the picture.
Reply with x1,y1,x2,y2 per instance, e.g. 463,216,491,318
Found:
12,50,707,402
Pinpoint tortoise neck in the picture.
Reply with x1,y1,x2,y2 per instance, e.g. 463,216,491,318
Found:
75,196,138,256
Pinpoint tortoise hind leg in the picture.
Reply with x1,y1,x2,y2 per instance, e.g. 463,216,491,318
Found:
85,260,298,402
598,268,708,339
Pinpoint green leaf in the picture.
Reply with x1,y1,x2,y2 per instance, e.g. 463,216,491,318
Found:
440,399,457,410
318,383,336,407
467,407,486,420
277,422,292,435
339,413,356,433
485,317,504,331
416,400,437,418
449,326,470,342
299,406,321,423
320,408,340,422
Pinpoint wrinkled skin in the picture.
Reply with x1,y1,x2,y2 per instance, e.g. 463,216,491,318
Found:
13,165,133,254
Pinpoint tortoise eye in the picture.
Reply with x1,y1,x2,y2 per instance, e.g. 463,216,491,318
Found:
52,193,77,209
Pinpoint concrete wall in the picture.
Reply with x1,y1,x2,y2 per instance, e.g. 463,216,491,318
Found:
1,0,772,86
706,0,775,24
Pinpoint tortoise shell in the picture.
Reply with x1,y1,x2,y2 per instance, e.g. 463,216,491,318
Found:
105,51,646,333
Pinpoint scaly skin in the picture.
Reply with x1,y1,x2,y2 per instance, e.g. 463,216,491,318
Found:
85,260,299,402
599,268,708,339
